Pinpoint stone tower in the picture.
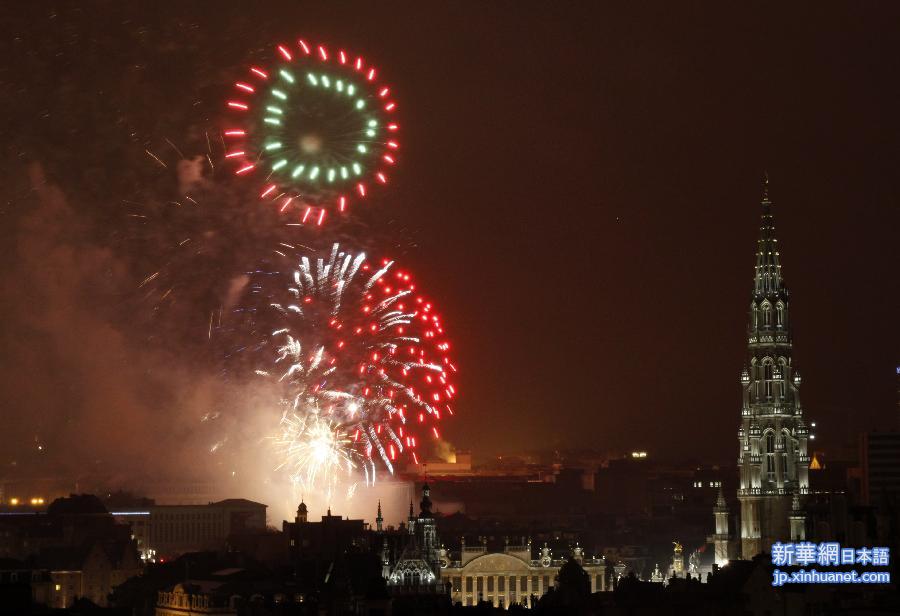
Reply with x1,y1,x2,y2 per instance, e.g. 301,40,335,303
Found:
737,176,810,559
789,492,807,541
296,500,308,524
417,483,440,579
713,488,730,566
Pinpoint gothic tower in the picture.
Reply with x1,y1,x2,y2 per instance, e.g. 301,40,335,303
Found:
713,488,730,566
418,483,440,581
737,176,810,559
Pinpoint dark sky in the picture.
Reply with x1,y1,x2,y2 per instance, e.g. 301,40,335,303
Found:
1,2,898,478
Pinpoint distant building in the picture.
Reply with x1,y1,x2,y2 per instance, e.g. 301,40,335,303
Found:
385,483,443,592
405,451,474,476
0,559,52,609
110,498,266,561
442,540,608,608
155,582,236,616
282,501,368,566
0,494,141,608
39,541,141,608
731,178,811,559
859,431,900,506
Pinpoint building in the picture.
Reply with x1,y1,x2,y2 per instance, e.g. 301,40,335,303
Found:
0,494,142,608
39,540,141,608
282,500,369,565
733,177,811,559
155,582,237,616
859,431,900,506
385,483,443,591
442,540,608,609
110,498,267,561
0,559,52,609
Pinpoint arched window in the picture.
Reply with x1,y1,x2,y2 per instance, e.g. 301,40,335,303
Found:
763,358,774,398
764,431,776,482
776,302,785,327
761,302,772,327
751,304,758,329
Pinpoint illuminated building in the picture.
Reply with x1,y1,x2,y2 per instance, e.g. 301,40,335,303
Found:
385,483,442,590
110,498,266,561
155,583,237,616
379,484,608,608
732,177,811,559
712,489,730,566
441,541,608,609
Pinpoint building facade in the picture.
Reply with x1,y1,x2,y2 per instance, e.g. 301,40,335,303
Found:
156,583,237,616
385,483,443,591
111,498,267,561
859,431,900,506
442,541,607,609
735,178,811,559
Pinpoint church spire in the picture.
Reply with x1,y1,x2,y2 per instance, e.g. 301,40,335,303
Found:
754,173,784,297
376,499,384,532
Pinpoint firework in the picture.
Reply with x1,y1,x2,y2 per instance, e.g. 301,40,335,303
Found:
250,243,457,489
225,39,400,225
275,411,357,497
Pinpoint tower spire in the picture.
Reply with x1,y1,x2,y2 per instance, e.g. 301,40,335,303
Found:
736,173,809,560
376,499,384,532
754,173,783,296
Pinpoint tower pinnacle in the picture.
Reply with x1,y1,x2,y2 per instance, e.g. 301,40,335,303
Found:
754,174,784,297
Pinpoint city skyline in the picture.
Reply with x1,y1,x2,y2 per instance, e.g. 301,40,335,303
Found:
0,3,898,487
0,4,898,613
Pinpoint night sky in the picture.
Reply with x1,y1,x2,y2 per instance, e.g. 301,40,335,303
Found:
1,2,898,481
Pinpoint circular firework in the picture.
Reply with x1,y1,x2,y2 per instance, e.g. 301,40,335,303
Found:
225,39,400,226
247,243,456,490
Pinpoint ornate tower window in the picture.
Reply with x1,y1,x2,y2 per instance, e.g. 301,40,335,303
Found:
762,359,774,399
776,302,785,327
761,301,772,327
764,431,776,483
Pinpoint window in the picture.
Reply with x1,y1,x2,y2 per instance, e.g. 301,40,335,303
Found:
763,431,776,482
